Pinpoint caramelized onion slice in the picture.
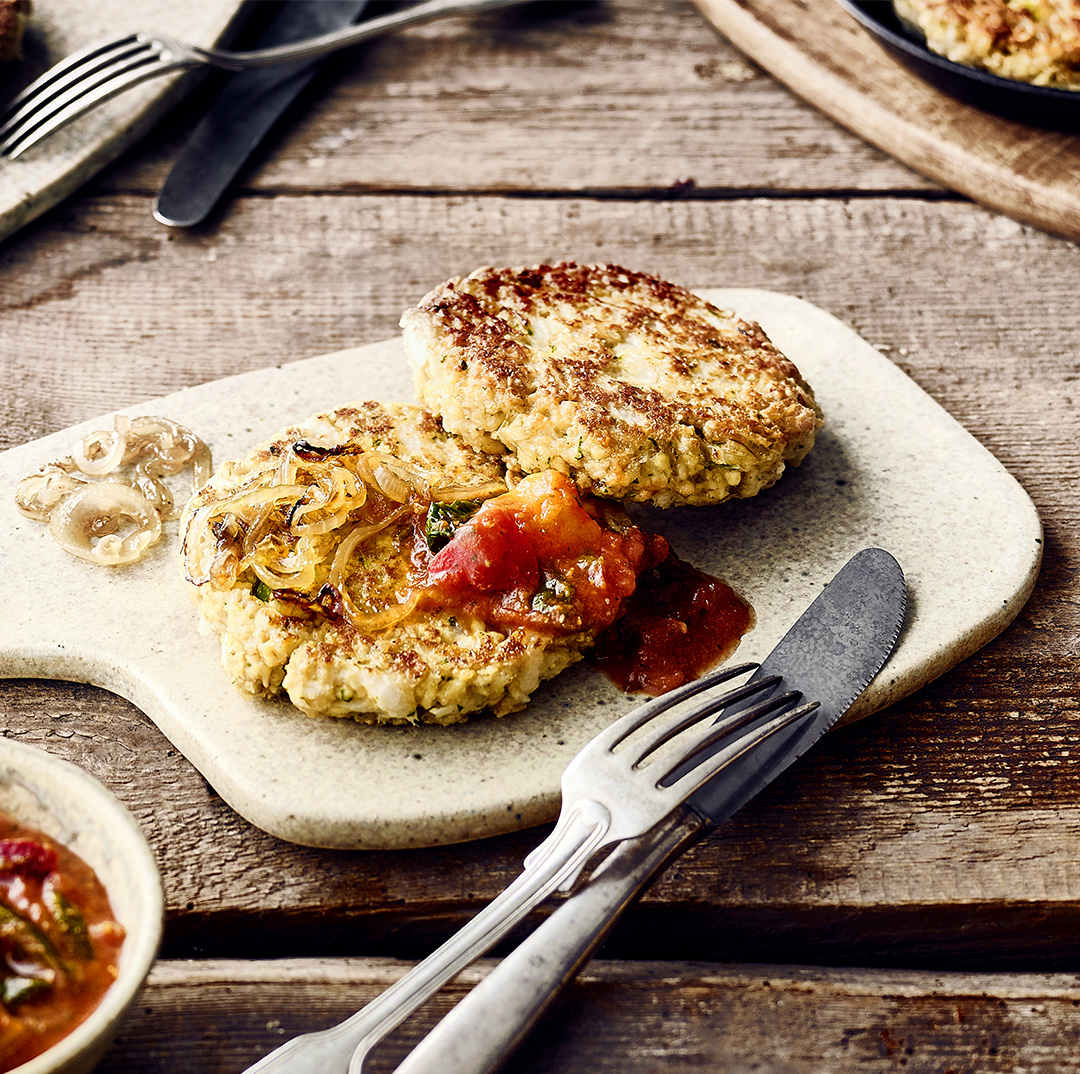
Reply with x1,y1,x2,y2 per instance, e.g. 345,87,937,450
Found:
328,507,411,588
430,479,507,503
72,429,126,476
131,465,175,520
250,560,320,593
49,483,162,566
354,452,427,503
202,483,309,520
189,439,212,490
288,468,366,536
324,506,418,631
340,588,422,633
15,467,88,521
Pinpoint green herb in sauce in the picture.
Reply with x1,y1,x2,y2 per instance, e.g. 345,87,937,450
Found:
425,500,481,553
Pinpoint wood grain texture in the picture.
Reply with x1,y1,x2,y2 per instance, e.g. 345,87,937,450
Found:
97,956,1080,1073
3,194,1078,484
693,0,1080,241
93,0,937,198
2,4,1080,1070
2,620,1079,967
0,0,245,241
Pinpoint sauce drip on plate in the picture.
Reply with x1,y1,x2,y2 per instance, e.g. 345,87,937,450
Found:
589,549,753,696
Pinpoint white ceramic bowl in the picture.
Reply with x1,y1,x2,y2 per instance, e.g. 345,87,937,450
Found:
0,737,164,1074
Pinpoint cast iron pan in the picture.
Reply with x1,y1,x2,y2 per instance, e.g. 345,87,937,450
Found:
835,0,1080,130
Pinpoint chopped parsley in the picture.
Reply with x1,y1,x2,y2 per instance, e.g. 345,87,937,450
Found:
531,573,576,615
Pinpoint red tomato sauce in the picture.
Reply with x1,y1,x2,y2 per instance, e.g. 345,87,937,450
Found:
589,548,754,696
414,469,753,697
0,816,125,1072
419,470,662,636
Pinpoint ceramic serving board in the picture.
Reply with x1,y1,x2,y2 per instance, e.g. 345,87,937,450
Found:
0,290,1042,849
0,0,246,243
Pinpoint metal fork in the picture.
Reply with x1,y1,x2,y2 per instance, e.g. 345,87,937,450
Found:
0,0,526,158
239,662,818,1074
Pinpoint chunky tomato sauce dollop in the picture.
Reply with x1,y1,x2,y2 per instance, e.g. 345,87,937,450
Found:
414,470,752,695
0,816,125,1071
419,470,663,636
589,548,754,696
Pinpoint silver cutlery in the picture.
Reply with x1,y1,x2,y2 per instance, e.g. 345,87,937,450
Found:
0,0,526,158
153,0,372,229
239,547,906,1074
386,546,906,1074
241,665,817,1073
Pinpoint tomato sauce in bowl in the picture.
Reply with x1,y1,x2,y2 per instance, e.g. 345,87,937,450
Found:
0,818,125,1072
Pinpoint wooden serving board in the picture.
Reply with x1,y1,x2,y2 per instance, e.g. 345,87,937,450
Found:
0,291,1042,850
0,0,245,242
693,0,1080,243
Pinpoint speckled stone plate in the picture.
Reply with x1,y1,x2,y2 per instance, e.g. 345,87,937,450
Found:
0,290,1043,849
0,0,246,242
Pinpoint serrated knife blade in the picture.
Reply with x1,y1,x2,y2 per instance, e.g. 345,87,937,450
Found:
686,545,906,825
154,0,370,228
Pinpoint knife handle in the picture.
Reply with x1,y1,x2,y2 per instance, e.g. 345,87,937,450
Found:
386,808,705,1074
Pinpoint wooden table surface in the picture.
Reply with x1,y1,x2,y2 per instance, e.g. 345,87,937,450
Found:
2,1,1079,1070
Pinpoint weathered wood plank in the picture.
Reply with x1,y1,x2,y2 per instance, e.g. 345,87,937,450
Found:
3,193,1078,471
3,643,1079,968
2,190,1077,966
96,0,936,197
1,195,1076,570
2,195,1078,964
97,956,1080,1073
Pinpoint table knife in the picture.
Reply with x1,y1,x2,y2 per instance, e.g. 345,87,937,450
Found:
153,0,369,228
388,547,907,1074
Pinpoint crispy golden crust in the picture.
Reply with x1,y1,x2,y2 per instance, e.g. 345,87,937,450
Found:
180,400,587,724
0,0,29,62
402,263,821,507
198,399,501,498
894,0,1080,87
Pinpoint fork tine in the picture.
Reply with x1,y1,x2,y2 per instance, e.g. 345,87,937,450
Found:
662,697,821,797
625,674,783,766
654,688,803,783
589,662,758,756
1,33,143,115
0,34,148,136
0,45,171,158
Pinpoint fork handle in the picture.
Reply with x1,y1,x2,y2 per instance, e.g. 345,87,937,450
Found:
198,0,527,69
241,805,608,1074
388,807,705,1074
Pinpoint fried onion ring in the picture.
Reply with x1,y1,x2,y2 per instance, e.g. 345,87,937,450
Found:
48,483,162,566
16,414,210,566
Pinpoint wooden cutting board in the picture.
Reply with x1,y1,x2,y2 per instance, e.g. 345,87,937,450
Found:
693,0,1080,243
0,0,245,242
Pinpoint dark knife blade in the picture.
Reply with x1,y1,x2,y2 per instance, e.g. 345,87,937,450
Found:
389,547,907,1074
154,0,369,228
686,545,906,826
